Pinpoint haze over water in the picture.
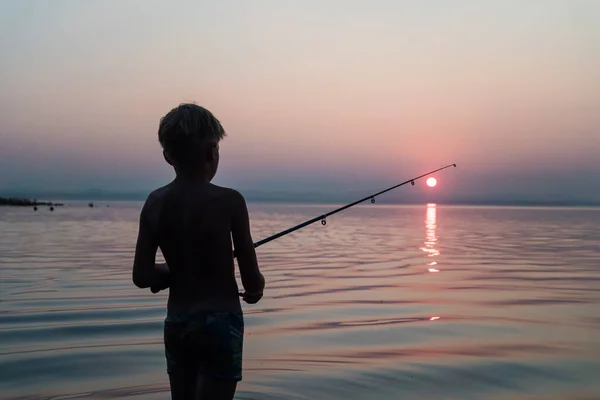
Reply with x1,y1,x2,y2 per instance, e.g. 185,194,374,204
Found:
1,202,599,399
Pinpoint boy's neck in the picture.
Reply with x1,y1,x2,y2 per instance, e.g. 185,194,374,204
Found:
174,169,212,184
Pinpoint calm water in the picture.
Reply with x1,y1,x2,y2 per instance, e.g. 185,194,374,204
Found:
1,202,600,400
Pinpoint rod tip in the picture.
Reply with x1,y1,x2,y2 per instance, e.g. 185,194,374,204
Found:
453,163,457,167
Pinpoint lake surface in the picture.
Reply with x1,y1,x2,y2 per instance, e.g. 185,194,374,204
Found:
1,202,600,400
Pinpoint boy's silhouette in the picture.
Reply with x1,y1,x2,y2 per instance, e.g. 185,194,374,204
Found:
133,103,265,399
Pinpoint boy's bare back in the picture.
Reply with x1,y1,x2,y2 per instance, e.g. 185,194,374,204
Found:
140,181,264,313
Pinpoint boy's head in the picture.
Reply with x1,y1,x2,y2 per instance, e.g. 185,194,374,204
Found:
158,103,226,180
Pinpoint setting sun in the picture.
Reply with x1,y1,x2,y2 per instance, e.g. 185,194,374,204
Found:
426,177,437,187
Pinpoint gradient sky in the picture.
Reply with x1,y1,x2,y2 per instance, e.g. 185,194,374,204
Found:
1,0,599,201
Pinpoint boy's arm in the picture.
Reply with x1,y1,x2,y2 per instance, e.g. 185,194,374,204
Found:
132,200,163,289
231,191,265,303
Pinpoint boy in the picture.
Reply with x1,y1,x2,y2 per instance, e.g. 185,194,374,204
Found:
132,103,265,400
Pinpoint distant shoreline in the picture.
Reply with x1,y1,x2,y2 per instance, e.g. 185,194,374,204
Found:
0,197,64,207
1,194,599,208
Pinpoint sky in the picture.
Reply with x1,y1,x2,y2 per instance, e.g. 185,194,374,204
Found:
1,0,599,203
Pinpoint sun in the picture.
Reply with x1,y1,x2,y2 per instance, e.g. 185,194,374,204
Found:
426,177,437,187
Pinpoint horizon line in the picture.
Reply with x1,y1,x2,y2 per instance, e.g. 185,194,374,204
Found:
2,195,600,208
2,188,600,207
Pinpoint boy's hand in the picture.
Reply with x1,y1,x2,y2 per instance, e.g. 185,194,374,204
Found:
239,290,263,304
155,262,170,275
150,263,171,293
150,281,170,293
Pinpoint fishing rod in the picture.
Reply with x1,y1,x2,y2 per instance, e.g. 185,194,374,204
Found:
150,163,456,293
246,163,457,252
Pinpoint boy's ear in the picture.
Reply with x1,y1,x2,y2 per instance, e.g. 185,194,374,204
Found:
163,151,173,166
205,143,217,161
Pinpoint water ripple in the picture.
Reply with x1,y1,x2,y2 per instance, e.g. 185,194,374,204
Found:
1,203,600,399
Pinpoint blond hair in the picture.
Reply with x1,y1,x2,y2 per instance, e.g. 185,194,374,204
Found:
158,103,226,166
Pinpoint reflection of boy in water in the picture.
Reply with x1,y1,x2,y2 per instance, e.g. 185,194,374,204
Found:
132,103,265,400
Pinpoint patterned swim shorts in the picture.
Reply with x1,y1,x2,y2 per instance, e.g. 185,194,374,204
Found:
164,311,244,381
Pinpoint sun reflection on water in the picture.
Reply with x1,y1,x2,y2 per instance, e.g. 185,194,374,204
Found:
421,203,440,272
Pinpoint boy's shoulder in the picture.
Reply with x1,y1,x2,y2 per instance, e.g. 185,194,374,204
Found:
144,184,173,209
209,184,246,205
139,184,173,224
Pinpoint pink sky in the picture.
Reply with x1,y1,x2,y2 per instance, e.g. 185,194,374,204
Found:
1,1,599,201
